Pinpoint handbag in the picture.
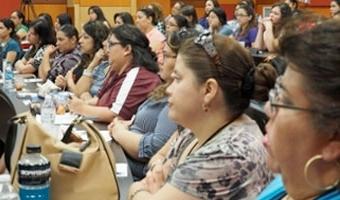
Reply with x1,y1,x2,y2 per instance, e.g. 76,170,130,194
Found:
9,112,119,200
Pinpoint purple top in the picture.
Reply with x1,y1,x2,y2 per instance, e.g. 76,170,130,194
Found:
234,27,258,48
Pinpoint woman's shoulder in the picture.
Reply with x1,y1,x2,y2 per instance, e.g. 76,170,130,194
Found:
6,39,21,50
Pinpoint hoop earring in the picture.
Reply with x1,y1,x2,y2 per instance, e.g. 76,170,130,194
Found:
304,154,340,191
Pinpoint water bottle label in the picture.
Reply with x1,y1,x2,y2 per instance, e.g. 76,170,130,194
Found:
19,185,49,200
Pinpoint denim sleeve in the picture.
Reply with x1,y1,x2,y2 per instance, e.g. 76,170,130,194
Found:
138,105,177,159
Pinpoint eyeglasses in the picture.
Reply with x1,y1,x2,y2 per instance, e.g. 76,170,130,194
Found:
108,41,121,49
269,77,318,115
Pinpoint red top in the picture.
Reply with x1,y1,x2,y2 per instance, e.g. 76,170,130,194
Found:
97,66,160,120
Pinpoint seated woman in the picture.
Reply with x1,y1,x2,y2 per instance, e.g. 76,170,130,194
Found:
179,5,204,33
253,2,292,52
198,0,220,29
128,31,273,199
55,21,109,94
15,19,55,75
135,8,166,65
10,10,28,41
113,12,134,27
330,0,340,19
38,24,81,82
0,18,21,67
165,15,189,35
76,39,110,102
207,7,233,36
54,13,73,32
68,25,160,123
109,30,195,180
258,18,340,200
147,3,166,35
233,4,257,47
88,5,111,28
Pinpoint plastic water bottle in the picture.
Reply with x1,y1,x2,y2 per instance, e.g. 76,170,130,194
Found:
0,174,20,200
18,144,50,200
40,95,56,125
3,60,14,91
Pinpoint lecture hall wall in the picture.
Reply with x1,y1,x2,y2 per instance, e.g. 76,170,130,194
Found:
0,0,332,29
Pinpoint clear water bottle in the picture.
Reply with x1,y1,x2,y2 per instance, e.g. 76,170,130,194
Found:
40,95,56,125
0,174,20,200
18,144,50,200
3,60,14,91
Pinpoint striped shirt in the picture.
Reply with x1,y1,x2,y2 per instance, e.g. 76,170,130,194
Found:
47,48,81,82
96,66,160,120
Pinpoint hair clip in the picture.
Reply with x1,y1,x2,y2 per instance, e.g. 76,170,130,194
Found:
194,30,221,66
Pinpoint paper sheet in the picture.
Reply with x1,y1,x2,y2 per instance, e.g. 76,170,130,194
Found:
116,163,128,177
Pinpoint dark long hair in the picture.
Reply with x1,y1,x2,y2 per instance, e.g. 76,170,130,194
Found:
26,19,56,58
111,24,158,73
73,20,110,82
59,24,78,40
88,5,109,23
138,8,157,26
0,18,17,40
57,13,73,26
12,10,27,26
237,4,256,37
179,5,199,27
208,7,227,25
272,2,292,37
113,12,134,25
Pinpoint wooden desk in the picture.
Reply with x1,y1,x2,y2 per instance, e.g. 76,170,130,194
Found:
1,83,133,200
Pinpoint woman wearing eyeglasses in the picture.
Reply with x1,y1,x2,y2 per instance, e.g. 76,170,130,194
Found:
258,18,340,199
128,31,274,200
233,4,257,47
69,25,160,123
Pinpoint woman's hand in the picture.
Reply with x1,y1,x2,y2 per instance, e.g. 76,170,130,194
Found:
143,160,170,194
66,68,74,85
109,118,128,141
68,95,85,114
44,45,58,57
55,75,67,89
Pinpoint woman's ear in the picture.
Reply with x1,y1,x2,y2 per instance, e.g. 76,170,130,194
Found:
71,36,78,44
123,44,132,56
322,133,340,162
202,78,219,106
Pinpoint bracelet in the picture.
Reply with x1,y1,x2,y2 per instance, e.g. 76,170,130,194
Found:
83,69,93,78
130,188,147,200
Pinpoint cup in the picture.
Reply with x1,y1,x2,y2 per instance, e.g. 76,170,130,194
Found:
54,92,70,114
14,76,25,91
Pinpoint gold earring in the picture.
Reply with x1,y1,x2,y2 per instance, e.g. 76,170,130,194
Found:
304,154,340,191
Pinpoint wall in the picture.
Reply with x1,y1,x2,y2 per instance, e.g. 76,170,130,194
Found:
72,0,137,30
0,0,20,19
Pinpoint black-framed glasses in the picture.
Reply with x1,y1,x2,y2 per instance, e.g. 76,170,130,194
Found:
108,41,121,49
269,76,318,115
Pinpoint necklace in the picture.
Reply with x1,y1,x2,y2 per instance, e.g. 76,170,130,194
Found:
187,115,241,156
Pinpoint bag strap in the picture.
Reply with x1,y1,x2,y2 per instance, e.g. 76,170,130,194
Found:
82,121,120,199
61,115,84,143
